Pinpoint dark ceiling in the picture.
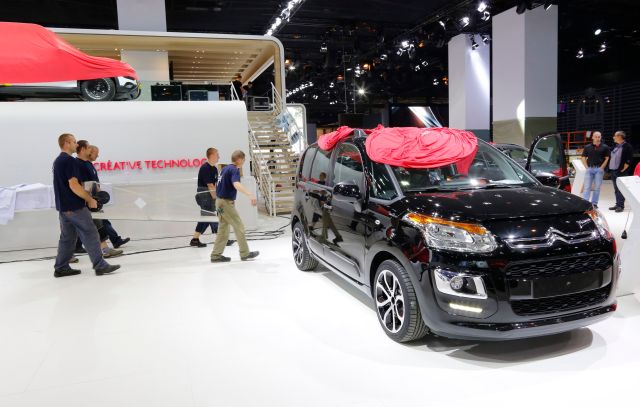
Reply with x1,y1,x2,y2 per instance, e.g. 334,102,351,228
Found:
1,0,639,124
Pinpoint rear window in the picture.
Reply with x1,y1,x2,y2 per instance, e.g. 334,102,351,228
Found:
299,147,317,181
309,148,332,185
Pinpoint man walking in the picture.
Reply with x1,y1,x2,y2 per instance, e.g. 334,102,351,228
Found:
608,131,634,212
581,131,610,208
190,147,234,248
52,133,120,278
210,150,259,263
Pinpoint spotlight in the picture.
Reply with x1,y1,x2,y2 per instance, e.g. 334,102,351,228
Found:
396,49,405,56
401,40,410,48
414,65,421,72
320,42,328,53
288,65,296,70
358,88,366,95
481,11,491,21
594,28,602,36
438,20,446,28
433,78,439,86
312,95,318,100
460,16,470,27
470,35,479,50
421,60,429,67
266,29,273,36
329,82,335,88
599,42,607,52
481,34,491,44
380,53,388,61
576,49,584,59
477,2,488,12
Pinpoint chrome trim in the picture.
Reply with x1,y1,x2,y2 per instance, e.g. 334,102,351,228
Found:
434,268,488,299
505,228,598,249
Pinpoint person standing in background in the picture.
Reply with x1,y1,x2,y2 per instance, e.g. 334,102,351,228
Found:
608,131,634,212
581,131,610,208
232,74,243,100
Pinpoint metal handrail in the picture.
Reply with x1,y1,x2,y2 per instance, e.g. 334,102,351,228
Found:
229,81,241,101
247,119,277,216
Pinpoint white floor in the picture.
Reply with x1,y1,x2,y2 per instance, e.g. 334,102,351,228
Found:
1,181,639,406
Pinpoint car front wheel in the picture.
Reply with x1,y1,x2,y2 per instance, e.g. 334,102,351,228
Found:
80,78,116,101
374,259,429,342
292,222,318,271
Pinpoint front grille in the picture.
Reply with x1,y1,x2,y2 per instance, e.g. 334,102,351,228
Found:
511,285,611,316
506,253,611,279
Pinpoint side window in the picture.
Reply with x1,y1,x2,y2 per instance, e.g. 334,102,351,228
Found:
299,147,317,181
333,143,364,187
309,148,332,185
369,162,398,200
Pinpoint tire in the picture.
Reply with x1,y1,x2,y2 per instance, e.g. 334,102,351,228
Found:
80,78,116,101
292,222,318,271
374,259,429,343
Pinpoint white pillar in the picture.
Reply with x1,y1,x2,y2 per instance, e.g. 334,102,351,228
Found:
492,5,558,146
116,0,167,31
448,34,491,140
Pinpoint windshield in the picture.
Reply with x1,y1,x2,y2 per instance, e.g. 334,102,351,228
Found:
392,140,538,192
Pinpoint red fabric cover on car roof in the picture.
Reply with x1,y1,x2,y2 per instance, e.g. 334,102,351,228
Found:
0,22,138,83
317,124,384,150
365,127,478,173
634,162,640,177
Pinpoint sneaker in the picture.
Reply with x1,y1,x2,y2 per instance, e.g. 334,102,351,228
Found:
103,248,124,258
211,255,231,263
190,238,206,248
54,267,81,278
241,251,260,261
226,240,236,247
113,237,130,249
69,256,79,263
95,264,120,276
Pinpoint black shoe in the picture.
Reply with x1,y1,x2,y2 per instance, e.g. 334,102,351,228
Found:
54,267,81,278
113,237,130,249
211,255,231,263
190,238,206,248
593,204,598,209
615,207,624,213
241,251,260,261
74,247,87,254
333,236,344,244
226,240,236,247
609,205,619,210
95,264,120,276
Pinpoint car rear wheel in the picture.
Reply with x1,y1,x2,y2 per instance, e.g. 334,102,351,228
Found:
80,78,116,101
374,259,429,342
292,222,318,271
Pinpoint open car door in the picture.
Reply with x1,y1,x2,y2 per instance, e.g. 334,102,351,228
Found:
526,132,571,191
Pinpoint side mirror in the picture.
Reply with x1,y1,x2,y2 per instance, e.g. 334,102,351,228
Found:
333,182,361,200
534,172,560,188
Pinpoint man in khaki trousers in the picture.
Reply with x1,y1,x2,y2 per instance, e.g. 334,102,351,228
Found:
210,150,259,262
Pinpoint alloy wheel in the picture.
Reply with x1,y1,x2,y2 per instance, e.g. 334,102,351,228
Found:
86,79,110,99
292,227,304,266
375,269,405,333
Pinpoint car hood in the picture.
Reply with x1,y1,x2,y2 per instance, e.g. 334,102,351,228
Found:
394,185,591,223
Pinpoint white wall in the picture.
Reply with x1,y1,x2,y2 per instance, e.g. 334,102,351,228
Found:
448,34,491,130
0,101,257,250
116,0,167,31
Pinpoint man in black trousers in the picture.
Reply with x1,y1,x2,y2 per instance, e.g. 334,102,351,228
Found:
608,131,634,212
52,133,120,278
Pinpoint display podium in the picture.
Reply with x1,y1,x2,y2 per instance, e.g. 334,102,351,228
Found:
571,158,586,196
617,176,640,295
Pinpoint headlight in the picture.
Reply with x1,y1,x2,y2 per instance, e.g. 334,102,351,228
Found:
587,209,613,240
404,213,497,253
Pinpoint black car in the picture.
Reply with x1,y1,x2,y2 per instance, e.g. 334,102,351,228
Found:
0,77,141,101
291,130,618,342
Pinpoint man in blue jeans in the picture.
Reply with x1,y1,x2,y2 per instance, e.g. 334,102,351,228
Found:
581,131,610,208
52,133,120,278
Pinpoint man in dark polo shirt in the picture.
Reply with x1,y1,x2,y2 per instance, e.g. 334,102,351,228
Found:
581,131,610,208
190,147,234,248
210,150,259,263
52,133,120,278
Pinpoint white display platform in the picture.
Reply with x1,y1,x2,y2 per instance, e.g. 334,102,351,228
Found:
571,158,586,196
617,176,640,295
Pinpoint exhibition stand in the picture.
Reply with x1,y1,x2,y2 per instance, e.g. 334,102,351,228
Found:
571,158,586,196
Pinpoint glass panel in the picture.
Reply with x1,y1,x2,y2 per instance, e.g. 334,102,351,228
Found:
300,147,317,181
530,135,563,176
309,148,331,185
369,162,398,200
333,143,364,187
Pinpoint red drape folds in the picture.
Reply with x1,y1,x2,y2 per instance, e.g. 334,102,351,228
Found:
364,127,478,173
0,22,138,83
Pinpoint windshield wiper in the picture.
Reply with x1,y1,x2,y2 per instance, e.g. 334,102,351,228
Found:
404,186,448,192
460,184,520,190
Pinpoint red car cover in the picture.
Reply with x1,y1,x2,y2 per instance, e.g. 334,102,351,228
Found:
635,162,640,177
365,127,478,173
317,125,383,151
0,22,138,83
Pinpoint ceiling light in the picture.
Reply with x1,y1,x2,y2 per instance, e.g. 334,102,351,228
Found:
599,43,607,52
439,20,446,28
401,40,410,48
414,65,421,72
357,88,366,95
266,29,273,36
329,82,335,88
320,42,328,53
477,2,488,12
470,35,479,50
288,65,296,71
460,16,470,27
481,34,491,44
313,95,318,100
421,60,429,67
594,28,602,36
576,49,584,59
380,53,388,61
433,78,440,85
481,11,491,21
